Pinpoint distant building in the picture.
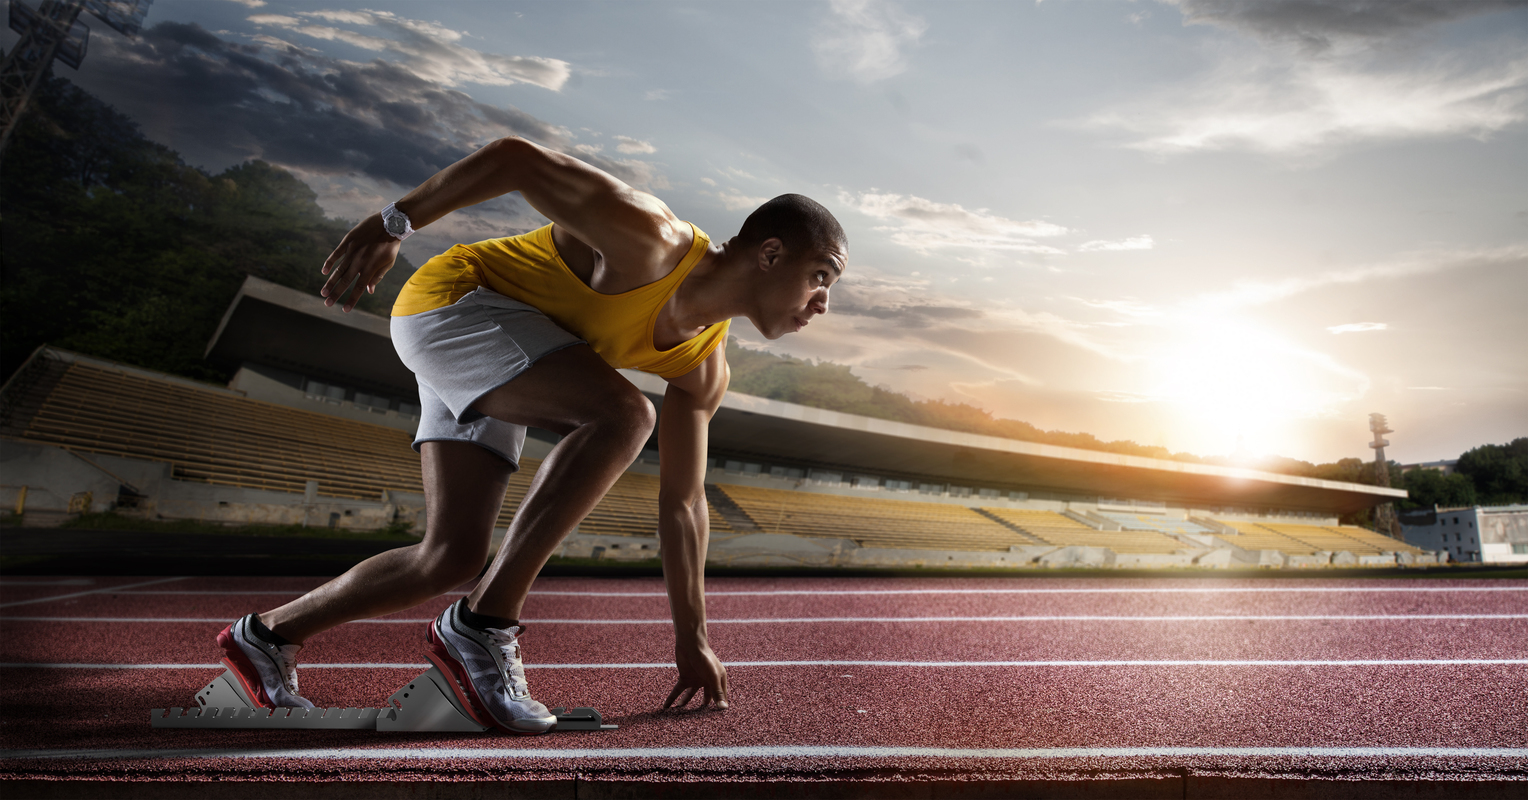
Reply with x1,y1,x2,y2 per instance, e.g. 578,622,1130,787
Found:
1401,460,1458,475
1400,505,1528,564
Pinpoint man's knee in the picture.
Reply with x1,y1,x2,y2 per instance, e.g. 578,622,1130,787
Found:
414,539,489,590
599,383,657,439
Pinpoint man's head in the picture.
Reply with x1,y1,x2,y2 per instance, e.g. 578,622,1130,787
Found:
735,194,848,339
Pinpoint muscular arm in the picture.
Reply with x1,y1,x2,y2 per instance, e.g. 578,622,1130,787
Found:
657,346,730,710
320,136,687,310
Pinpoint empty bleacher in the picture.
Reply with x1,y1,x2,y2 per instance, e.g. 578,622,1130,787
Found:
18,361,424,500
1210,519,1421,556
1098,513,1211,537
12,360,721,541
1261,522,1423,556
717,484,1033,551
983,508,1185,554
1211,520,1320,555
8,356,1424,564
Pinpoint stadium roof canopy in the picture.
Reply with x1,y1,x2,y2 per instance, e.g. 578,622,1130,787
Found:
209,276,1404,515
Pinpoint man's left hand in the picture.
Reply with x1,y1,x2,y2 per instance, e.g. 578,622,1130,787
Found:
663,640,729,711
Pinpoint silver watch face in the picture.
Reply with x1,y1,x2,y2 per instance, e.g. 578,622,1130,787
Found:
384,213,407,236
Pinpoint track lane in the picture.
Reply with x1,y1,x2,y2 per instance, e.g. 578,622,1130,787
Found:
2,664,1524,757
13,591,1528,620
3,575,1525,785
5,618,1527,665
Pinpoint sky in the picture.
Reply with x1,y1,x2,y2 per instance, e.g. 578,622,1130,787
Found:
15,0,1527,465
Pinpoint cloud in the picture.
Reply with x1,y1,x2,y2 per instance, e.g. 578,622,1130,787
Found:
840,191,1069,255
615,135,656,154
1081,2,1528,155
224,0,267,7
1189,244,1528,310
1071,297,1162,319
1077,235,1154,252
1327,322,1389,334
813,0,928,83
1163,0,1528,52
710,188,768,212
1106,55,1528,155
249,8,570,90
78,21,667,194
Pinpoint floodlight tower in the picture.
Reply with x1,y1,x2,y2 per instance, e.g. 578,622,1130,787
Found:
0,0,151,158
1368,412,1399,537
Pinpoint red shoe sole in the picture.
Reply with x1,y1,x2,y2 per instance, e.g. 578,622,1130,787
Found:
425,622,550,736
215,624,273,709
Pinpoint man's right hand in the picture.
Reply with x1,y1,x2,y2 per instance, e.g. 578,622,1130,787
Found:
321,214,402,313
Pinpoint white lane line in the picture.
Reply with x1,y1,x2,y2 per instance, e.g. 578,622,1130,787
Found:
6,659,1528,670
0,662,431,669
11,613,1528,625
3,745,1526,761
0,577,186,609
113,586,1528,597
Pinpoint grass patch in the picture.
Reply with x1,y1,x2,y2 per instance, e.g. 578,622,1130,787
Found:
58,512,420,541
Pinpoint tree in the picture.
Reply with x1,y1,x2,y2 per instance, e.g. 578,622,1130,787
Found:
1399,468,1477,510
1455,439,1528,505
1,74,411,383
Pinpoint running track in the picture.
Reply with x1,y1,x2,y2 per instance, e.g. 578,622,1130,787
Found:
1,575,1525,796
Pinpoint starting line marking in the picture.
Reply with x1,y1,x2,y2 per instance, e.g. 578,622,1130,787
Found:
3,745,1526,761
6,659,1528,670
4,614,1526,624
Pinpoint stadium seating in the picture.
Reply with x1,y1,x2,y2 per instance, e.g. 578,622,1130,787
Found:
982,508,1186,554
1210,519,1422,556
19,361,424,500
1211,520,1321,555
1261,522,1424,556
717,484,1032,551
12,359,1420,561
1097,513,1212,537
13,360,724,540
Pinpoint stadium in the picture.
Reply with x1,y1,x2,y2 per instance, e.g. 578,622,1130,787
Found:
2,276,1426,571
3,1,1526,797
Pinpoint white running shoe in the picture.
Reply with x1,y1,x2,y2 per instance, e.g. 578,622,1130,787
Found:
216,614,315,709
426,599,556,735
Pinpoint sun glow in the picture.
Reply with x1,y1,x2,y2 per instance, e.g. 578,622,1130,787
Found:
1145,320,1365,458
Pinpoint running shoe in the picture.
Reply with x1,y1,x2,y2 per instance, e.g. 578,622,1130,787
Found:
426,598,557,734
216,614,315,709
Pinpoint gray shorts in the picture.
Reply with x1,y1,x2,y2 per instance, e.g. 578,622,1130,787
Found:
390,287,584,469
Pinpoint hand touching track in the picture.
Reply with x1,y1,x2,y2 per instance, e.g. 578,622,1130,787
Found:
320,214,402,312
664,639,729,711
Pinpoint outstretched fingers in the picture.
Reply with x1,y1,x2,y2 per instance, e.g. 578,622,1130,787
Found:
663,676,728,712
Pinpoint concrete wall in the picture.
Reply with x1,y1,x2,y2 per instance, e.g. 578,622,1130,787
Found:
228,364,420,434
0,440,427,533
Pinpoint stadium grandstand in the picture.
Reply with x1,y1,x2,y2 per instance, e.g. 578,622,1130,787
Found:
0,275,1432,568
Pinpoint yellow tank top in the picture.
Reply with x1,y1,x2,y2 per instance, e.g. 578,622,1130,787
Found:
392,223,729,379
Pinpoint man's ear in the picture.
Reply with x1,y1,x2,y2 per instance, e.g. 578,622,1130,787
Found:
757,237,784,271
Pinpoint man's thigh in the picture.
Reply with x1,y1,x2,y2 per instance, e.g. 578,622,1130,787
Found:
469,344,648,434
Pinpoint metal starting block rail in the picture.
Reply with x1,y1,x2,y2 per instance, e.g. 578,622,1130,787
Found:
151,660,615,733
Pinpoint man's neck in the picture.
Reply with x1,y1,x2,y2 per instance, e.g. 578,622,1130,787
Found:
667,239,748,333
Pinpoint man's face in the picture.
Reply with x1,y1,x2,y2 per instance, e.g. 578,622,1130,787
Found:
755,238,846,340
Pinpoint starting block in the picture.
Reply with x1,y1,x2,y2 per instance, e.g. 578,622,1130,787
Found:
151,659,615,733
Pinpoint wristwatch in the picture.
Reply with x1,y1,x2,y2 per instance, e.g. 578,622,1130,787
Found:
381,202,415,241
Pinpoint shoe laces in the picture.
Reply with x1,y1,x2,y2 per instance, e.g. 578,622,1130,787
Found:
273,643,303,695
485,626,530,698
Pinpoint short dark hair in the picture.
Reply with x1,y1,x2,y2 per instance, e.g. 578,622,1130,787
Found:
736,194,846,256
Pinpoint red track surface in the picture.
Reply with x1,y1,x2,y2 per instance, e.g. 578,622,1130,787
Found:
2,575,1525,791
